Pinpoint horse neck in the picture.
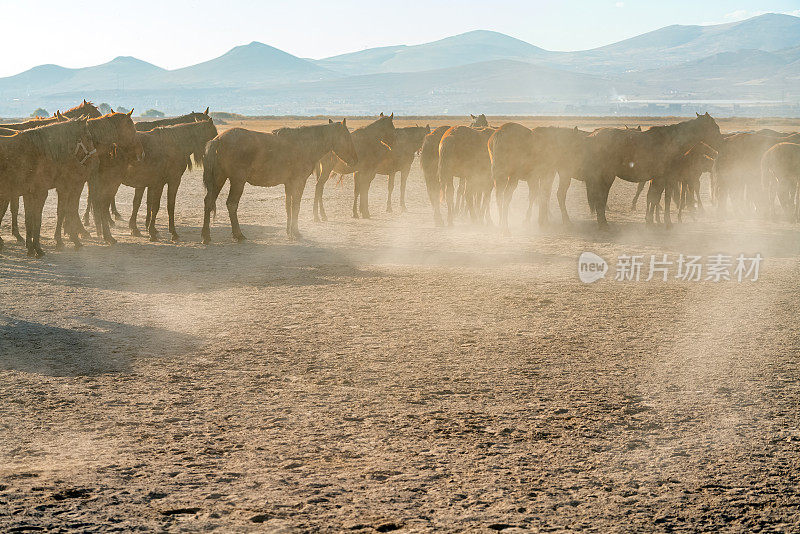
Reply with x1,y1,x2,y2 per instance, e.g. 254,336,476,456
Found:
284,124,338,163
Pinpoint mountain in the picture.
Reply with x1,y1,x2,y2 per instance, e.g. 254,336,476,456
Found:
559,13,800,73
164,41,338,88
316,30,552,75
1,13,800,116
0,57,163,95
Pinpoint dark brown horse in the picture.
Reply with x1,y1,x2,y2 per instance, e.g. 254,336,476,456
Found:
0,118,95,256
125,119,218,241
438,126,496,225
761,142,800,222
420,125,450,226
582,113,723,227
202,120,357,243
312,114,396,220
376,125,429,213
644,142,718,227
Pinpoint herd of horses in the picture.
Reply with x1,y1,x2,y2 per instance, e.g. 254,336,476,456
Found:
1,102,799,258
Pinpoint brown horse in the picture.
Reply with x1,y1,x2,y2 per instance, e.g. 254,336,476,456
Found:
0,118,95,256
420,126,451,226
470,114,489,128
438,126,496,225
644,142,718,227
581,113,723,227
312,114,396,221
376,125,429,213
135,108,210,131
125,119,218,241
85,110,141,244
488,123,536,232
713,131,800,218
0,116,60,131
761,142,800,222
202,120,357,243
62,99,102,119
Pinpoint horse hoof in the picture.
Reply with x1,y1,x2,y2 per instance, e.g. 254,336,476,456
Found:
149,235,159,242
234,235,246,243
55,242,65,251
313,216,321,223
202,237,211,245
171,234,180,242
105,237,117,245
321,215,328,222
352,212,359,219
131,229,142,237
13,234,24,244
386,206,393,213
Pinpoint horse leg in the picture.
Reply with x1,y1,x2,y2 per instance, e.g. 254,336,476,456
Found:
111,196,122,221
386,172,395,213
10,197,23,243
557,174,572,225
359,174,374,219
663,178,674,229
645,180,661,225
24,190,47,258
352,173,360,219
54,190,66,250
167,179,180,242
64,184,83,249
399,166,409,212
631,181,645,212
226,179,246,242
146,184,164,242
441,173,455,226
0,199,7,251
425,174,443,227
201,176,225,245
501,178,519,236
590,177,611,228
289,180,304,239
537,172,555,227
313,176,328,222
129,187,144,236
524,177,535,224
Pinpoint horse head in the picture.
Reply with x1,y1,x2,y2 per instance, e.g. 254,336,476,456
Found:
330,118,358,167
470,114,489,128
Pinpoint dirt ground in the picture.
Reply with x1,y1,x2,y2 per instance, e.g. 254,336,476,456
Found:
1,116,799,532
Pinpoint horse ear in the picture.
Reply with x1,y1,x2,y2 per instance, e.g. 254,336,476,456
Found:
205,107,209,115
83,99,87,104
696,112,701,117
128,109,134,116
471,114,476,119
390,112,393,119
705,112,710,117
342,118,347,127
380,112,384,117
329,118,334,124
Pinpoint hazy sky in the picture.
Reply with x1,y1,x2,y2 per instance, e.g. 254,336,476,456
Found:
1,0,799,76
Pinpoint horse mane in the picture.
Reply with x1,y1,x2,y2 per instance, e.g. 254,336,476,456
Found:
354,116,392,136
135,111,210,131
87,112,131,145
144,120,217,168
0,116,61,130
63,100,101,119
19,119,86,163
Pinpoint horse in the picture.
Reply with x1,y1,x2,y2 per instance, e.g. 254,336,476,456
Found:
761,142,800,222
470,114,489,128
643,142,718,227
135,108,210,131
420,126,451,226
438,126,496,225
376,125,429,213
312,114,396,221
0,118,96,257
202,120,357,243
86,109,213,226
713,131,800,219
124,119,218,241
61,99,102,119
582,113,723,227
85,110,142,244
0,116,60,131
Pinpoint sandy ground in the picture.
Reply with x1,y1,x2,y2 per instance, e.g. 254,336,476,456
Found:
1,117,799,532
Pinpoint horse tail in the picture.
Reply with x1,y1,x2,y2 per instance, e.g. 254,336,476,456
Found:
203,138,222,218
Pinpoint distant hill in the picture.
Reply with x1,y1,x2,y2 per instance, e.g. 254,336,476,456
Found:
164,41,338,88
1,13,800,116
316,30,552,75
